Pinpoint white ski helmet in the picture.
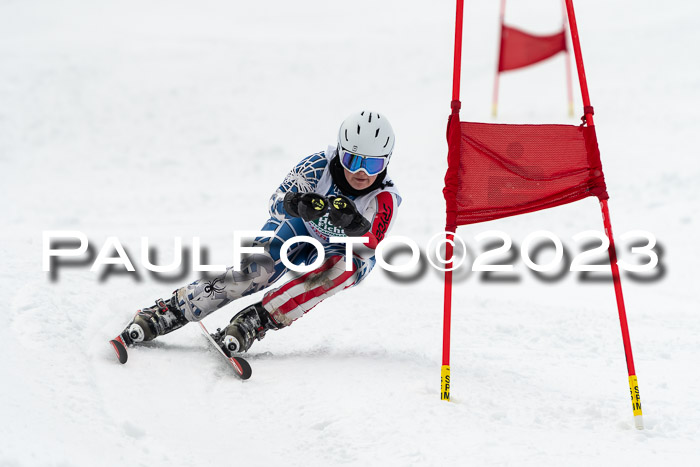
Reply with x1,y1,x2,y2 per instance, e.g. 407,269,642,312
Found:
337,111,395,174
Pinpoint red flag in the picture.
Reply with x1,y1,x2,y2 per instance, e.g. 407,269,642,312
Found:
498,25,567,72
444,119,607,229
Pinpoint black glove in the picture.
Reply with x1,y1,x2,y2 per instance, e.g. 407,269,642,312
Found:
283,192,329,221
328,195,371,236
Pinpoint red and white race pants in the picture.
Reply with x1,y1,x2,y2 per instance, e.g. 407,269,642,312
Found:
262,254,359,327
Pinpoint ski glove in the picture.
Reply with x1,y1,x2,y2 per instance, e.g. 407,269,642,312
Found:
328,195,371,237
283,192,329,221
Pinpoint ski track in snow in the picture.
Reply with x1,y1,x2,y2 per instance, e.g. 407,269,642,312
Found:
1,0,699,465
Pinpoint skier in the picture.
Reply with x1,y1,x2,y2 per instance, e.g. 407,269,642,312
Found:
116,110,401,355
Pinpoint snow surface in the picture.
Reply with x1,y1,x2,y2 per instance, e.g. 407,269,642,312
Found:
1,0,699,465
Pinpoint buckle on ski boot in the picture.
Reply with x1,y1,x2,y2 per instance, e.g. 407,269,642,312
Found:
155,298,169,314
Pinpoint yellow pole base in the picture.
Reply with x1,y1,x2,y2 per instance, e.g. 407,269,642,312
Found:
629,375,644,429
491,103,498,118
441,365,450,401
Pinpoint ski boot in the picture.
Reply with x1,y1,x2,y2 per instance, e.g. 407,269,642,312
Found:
120,296,189,346
212,302,281,355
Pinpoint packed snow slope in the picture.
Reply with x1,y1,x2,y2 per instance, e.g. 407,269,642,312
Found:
1,0,699,465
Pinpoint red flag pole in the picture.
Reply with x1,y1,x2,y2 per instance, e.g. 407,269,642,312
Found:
564,0,593,125
441,236,454,400
564,0,644,429
452,0,464,103
442,0,464,402
491,0,506,117
562,0,574,116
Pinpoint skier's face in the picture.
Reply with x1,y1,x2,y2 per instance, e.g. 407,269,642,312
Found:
343,168,377,190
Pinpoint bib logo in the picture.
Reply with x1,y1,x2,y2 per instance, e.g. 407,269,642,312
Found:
309,215,346,240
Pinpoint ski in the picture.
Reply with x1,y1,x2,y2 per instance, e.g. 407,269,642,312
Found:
109,335,129,364
198,321,252,380
108,320,252,381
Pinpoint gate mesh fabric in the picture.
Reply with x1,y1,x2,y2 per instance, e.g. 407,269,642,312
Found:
499,25,567,72
444,118,608,229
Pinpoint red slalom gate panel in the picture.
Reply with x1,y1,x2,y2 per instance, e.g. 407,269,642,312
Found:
444,120,607,228
491,0,574,116
498,25,567,72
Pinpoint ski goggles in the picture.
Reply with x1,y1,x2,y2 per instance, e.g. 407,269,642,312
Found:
339,149,388,176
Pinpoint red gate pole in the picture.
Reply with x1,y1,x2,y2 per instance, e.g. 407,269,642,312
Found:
442,0,465,402
452,0,464,104
565,0,644,429
441,236,454,400
562,0,574,116
492,0,506,117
